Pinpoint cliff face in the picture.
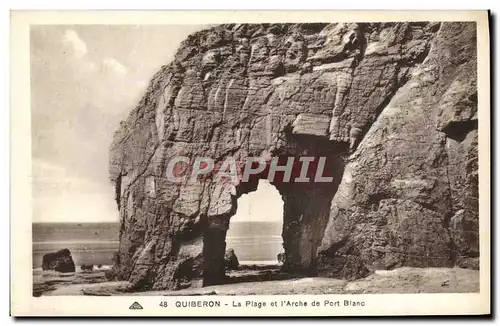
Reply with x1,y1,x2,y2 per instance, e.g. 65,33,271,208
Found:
109,22,478,290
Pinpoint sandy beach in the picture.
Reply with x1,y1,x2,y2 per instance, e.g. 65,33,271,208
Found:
34,265,479,297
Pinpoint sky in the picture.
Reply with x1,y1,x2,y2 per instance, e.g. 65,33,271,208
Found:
30,25,283,223
232,180,283,222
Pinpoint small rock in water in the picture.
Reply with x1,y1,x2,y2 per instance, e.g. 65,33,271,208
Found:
81,264,94,272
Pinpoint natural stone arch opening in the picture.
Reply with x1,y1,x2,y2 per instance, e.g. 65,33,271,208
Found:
226,179,284,265
109,23,479,291
202,135,347,287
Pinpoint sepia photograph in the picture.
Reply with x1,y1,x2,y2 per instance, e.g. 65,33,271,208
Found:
10,10,490,316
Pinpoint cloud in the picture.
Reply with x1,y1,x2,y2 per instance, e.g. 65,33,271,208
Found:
33,158,95,191
33,158,67,179
32,158,118,223
102,58,128,76
62,29,88,58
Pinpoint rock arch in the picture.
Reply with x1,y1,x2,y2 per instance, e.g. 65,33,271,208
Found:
109,22,479,290
201,135,346,286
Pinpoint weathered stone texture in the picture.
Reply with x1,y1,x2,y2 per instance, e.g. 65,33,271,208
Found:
318,22,478,278
109,22,478,290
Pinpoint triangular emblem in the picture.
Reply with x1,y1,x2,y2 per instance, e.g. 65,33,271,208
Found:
129,301,143,310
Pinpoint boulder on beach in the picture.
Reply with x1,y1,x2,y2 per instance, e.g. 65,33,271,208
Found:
42,248,76,273
190,248,239,277
277,253,286,264
224,248,239,271
81,264,94,272
104,252,121,281
456,257,479,270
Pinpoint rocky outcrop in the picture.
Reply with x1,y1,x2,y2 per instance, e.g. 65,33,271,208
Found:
81,264,94,272
224,248,239,270
42,249,76,273
317,22,478,279
109,22,478,290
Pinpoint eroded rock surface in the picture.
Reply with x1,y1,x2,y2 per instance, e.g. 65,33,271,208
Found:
317,22,478,279
109,22,478,290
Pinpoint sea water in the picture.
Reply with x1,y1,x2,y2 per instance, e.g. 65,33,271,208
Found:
32,221,284,269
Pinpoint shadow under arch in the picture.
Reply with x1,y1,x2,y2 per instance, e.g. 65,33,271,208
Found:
202,135,347,287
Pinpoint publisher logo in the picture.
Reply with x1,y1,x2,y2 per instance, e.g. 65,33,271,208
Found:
129,301,143,310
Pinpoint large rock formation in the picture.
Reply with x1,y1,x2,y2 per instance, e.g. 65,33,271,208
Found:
109,22,478,290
